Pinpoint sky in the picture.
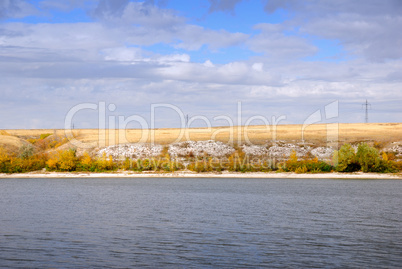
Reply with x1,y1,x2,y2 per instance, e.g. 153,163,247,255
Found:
0,0,401,129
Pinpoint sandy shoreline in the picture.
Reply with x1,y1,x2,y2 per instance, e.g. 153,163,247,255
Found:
1,171,401,179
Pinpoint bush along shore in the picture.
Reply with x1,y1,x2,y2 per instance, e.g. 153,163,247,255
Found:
0,139,401,174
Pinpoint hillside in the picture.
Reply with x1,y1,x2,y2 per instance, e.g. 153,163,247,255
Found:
2,123,401,149
1,123,401,174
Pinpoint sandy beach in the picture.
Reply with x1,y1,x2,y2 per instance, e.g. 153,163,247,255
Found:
1,171,401,179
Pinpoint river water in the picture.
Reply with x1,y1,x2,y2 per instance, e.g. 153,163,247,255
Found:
0,177,401,268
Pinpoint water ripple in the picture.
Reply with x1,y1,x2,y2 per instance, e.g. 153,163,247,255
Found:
0,178,401,268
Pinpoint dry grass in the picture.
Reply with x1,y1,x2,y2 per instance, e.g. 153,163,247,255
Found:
2,123,402,150
0,130,11,136
0,135,29,153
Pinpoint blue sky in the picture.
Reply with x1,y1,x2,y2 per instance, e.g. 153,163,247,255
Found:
1,0,401,129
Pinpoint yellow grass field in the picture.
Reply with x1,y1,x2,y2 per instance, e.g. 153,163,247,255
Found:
0,134,29,151
1,123,401,151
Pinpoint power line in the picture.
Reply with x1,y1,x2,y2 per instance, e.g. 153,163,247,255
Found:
362,100,371,123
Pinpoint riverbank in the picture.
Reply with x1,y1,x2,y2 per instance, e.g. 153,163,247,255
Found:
1,171,401,179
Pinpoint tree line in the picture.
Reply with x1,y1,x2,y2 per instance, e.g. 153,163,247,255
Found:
0,141,400,174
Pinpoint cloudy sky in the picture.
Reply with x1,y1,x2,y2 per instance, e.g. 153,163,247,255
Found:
1,0,401,129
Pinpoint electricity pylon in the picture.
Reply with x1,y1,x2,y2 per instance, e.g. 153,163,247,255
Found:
362,100,371,123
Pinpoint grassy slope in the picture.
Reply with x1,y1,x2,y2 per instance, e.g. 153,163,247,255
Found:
1,123,401,149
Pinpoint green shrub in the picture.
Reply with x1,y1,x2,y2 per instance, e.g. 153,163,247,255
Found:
286,157,333,173
95,153,116,171
161,159,184,172
39,133,52,140
0,146,48,173
305,159,333,172
187,160,211,172
121,158,133,171
332,143,398,173
372,159,397,173
295,165,308,174
0,147,11,173
356,143,380,172
18,144,35,159
226,152,257,172
391,161,402,172
77,152,97,172
334,144,360,172
12,153,48,173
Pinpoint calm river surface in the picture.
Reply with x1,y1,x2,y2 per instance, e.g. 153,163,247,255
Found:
0,177,401,268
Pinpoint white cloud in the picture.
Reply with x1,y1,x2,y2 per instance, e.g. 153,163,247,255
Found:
204,60,214,67
101,47,144,62
118,1,184,28
264,0,402,17
247,23,317,59
302,14,402,61
172,25,248,51
252,62,263,72
92,0,130,19
207,0,244,13
157,53,190,63
92,1,249,50
0,0,401,127
0,22,119,58
263,0,402,62
0,0,38,19
38,0,96,12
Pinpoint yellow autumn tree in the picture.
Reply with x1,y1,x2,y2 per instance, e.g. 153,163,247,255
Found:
46,149,78,171
79,152,94,171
